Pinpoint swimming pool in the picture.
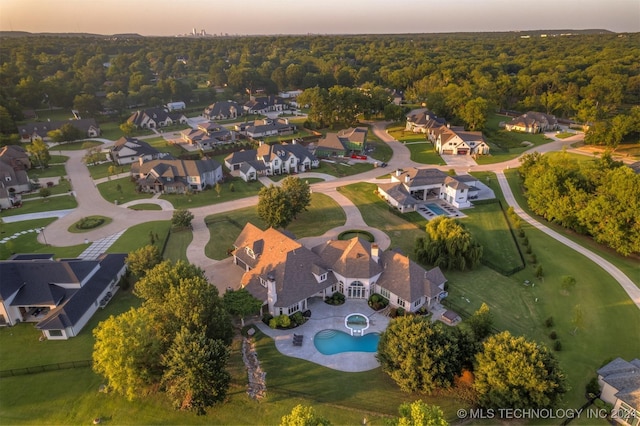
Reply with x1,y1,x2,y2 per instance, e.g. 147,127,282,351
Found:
345,313,369,335
426,203,448,216
314,329,380,355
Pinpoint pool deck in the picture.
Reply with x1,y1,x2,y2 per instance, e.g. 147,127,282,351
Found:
253,299,390,372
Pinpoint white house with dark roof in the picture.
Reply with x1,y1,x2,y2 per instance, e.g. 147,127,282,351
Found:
243,95,287,115
110,136,169,165
127,108,187,129
180,122,235,150
232,223,448,317
203,101,242,120
131,157,222,193
405,109,446,133
224,142,319,182
17,118,101,142
597,358,640,424
377,168,479,212
505,111,559,133
235,118,296,138
0,253,127,340
432,126,489,156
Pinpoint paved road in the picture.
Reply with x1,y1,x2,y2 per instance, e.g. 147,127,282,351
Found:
21,125,638,310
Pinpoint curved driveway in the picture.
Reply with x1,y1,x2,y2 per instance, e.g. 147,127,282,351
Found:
24,124,639,310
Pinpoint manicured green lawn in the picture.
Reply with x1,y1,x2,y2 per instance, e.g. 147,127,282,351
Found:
22,181,72,199
49,154,69,163
405,142,445,165
106,220,171,254
28,164,67,179
68,216,113,233
54,140,103,151
144,136,186,158
338,182,427,256
316,160,374,178
368,139,394,163
160,177,263,209
162,228,193,263
461,201,524,274
268,175,324,184
386,124,428,143
127,203,162,210
204,193,346,260
0,194,77,217
97,177,153,204
87,163,128,180
0,218,88,260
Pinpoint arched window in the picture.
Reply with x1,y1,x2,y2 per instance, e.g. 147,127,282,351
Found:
348,280,366,299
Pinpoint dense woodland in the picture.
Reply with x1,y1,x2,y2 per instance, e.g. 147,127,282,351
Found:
0,32,639,144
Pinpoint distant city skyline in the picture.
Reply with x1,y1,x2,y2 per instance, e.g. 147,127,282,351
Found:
1,0,639,36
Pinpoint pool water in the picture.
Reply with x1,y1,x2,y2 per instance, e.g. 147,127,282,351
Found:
345,313,368,331
426,203,448,216
314,329,379,355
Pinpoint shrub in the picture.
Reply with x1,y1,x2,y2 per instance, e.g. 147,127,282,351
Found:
522,236,529,246
269,318,277,329
553,340,562,351
530,254,537,264
262,313,273,326
586,377,601,398
75,216,105,230
325,291,345,305
397,307,405,317
545,316,554,328
535,264,544,279
39,187,52,198
526,245,532,254
276,314,291,328
519,229,525,238
290,311,304,327
549,331,558,340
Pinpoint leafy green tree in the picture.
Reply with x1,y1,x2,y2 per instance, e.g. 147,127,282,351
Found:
161,327,230,415
280,404,331,426
458,97,489,131
120,121,136,137
467,302,494,341
93,307,163,401
389,400,448,426
134,260,205,305
82,146,102,166
377,316,461,393
223,288,263,326
560,275,576,293
281,177,311,219
474,331,567,409
172,208,194,229
126,244,162,279
415,216,483,271
47,123,83,143
26,139,50,169
105,91,128,118
257,185,293,229
39,187,51,198
73,93,102,117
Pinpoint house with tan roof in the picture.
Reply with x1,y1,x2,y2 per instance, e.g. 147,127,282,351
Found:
203,101,242,120
597,358,640,424
377,168,479,212
316,127,368,157
232,223,448,317
433,125,489,156
505,111,558,133
131,157,222,194
127,108,187,129
180,122,235,150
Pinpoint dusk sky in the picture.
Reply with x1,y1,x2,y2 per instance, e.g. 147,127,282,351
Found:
1,0,639,35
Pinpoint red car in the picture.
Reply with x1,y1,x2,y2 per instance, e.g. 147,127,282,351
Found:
351,154,367,160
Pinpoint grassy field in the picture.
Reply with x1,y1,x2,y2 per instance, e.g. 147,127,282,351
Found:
162,228,193,263
0,218,89,260
367,138,394,163
87,162,128,180
160,177,263,209
97,177,154,204
338,182,427,256
54,140,103,151
22,180,72,199
144,136,186,158
128,203,162,210
28,164,67,179
405,142,445,165
461,201,524,274
266,176,324,184
0,194,77,217
315,160,374,178
106,220,171,254
204,192,346,260
49,154,69,163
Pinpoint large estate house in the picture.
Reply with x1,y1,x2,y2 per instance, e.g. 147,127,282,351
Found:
203,101,242,120
17,118,101,142
127,108,188,129
505,111,559,133
110,136,169,166
131,157,222,194
0,253,127,340
235,118,296,139
597,358,640,425
243,95,287,115
180,122,235,150
224,141,319,182
405,109,489,156
316,127,368,157
377,168,479,212
0,145,31,209
232,223,449,317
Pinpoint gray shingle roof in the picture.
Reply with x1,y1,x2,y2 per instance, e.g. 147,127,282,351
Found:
598,357,640,409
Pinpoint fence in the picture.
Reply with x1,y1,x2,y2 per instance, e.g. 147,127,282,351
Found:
0,360,91,378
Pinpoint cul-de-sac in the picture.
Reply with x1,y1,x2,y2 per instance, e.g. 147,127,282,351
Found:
0,23,638,425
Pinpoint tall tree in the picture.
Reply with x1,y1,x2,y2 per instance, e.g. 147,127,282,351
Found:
223,288,263,326
93,307,163,401
391,400,448,426
280,177,311,219
415,216,483,271
26,139,50,169
474,331,567,409
257,185,293,229
161,327,230,415
47,122,84,143
172,208,194,229
377,316,461,393
126,244,162,279
467,302,494,341
458,97,489,131
280,404,331,426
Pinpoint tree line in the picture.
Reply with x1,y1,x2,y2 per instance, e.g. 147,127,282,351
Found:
519,151,640,256
1,32,638,144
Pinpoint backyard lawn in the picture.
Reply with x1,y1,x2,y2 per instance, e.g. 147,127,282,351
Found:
315,160,374,178
162,228,193,263
0,194,77,217
0,218,88,260
28,164,67,179
53,140,103,151
338,182,427,256
106,220,171,254
87,162,128,180
404,142,445,164
97,177,153,204
144,136,186,158
160,177,263,209
204,192,346,260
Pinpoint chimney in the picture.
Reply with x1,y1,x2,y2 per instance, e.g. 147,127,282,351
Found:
138,156,145,166
395,169,402,177
259,140,264,146
371,244,379,263
266,272,277,312
405,175,411,184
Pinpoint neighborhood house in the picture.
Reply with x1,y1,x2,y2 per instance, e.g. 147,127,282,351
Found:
235,118,296,139
232,223,449,317
377,168,479,212
0,253,127,340
180,122,235,150
203,101,242,120
17,118,101,142
131,157,223,194
0,145,31,209
505,111,559,133
315,127,368,157
110,136,169,166
224,141,319,182
127,108,188,129
597,358,640,425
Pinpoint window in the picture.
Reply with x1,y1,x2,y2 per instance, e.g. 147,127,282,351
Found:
413,298,422,307
380,287,390,299
288,305,299,315
48,330,63,337
259,277,267,288
319,273,327,282
5,176,11,182
396,296,405,307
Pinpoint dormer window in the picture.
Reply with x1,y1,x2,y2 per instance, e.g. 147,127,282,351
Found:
246,247,255,259
320,273,327,282
259,277,267,288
